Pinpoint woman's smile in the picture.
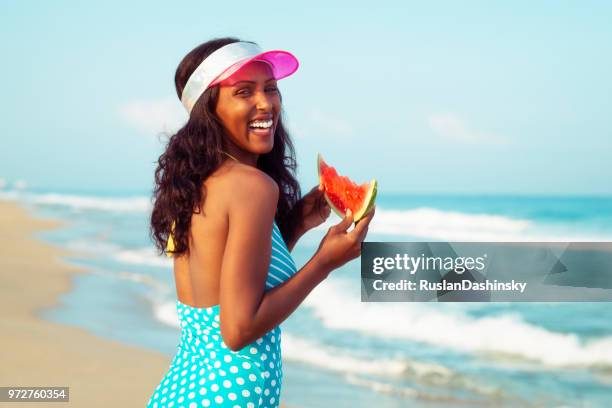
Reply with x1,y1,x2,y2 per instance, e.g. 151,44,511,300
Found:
248,118,274,137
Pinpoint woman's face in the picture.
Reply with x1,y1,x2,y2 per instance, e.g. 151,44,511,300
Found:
215,61,281,158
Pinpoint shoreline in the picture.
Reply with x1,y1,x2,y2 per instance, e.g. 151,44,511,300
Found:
0,200,171,406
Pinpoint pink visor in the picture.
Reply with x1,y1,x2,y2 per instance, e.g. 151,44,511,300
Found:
211,50,299,87
181,42,299,113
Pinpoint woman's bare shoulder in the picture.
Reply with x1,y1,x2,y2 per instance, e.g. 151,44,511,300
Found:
206,162,279,209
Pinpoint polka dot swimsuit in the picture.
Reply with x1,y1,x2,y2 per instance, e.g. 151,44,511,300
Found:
147,221,298,408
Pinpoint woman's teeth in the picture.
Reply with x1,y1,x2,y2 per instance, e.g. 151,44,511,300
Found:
249,119,273,129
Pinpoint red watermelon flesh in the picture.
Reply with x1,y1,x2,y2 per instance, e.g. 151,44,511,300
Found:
317,154,377,222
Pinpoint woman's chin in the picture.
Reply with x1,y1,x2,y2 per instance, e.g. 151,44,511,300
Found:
257,143,274,154
248,127,274,144
247,138,274,154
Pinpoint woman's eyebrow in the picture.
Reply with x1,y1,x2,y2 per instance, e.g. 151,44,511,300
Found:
231,78,276,85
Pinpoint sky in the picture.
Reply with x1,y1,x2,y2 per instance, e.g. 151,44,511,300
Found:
1,1,611,195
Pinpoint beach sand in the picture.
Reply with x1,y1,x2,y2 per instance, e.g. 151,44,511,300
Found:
0,200,172,406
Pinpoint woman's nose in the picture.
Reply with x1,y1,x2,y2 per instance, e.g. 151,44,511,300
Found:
254,90,274,110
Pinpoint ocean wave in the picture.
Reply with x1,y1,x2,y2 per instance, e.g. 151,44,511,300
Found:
4,188,611,241
281,332,409,377
64,240,171,268
64,239,123,254
312,206,612,241
115,247,172,268
92,269,170,293
0,190,20,201
0,190,151,213
303,278,612,369
343,374,501,405
30,193,151,213
154,300,181,329
370,207,531,241
152,300,499,397
155,300,440,379
281,333,500,396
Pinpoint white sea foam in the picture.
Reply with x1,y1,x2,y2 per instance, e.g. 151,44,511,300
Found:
282,333,408,377
0,190,19,200
13,180,27,190
370,207,531,241
63,239,171,268
93,269,169,293
281,333,498,395
343,374,501,404
64,239,122,254
0,189,151,212
313,206,611,241
154,300,180,328
345,374,418,398
155,302,444,379
115,247,172,268
304,278,612,368
154,302,434,377
4,189,609,241
151,299,497,396
28,193,151,213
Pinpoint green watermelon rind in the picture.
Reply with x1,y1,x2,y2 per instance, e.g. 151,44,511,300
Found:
353,180,377,222
317,153,377,223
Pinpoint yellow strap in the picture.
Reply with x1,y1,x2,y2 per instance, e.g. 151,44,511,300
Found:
165,221,176,258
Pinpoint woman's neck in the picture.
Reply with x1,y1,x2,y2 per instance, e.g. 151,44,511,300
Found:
222,146,258,167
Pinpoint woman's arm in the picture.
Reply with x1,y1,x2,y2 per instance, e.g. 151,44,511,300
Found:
284,221,306,252
218,168,369,351
285,185,331,252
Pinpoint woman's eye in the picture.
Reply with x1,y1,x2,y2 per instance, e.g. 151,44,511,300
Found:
235,86,277,96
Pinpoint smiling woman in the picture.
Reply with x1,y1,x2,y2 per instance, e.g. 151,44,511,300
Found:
146,37,375,408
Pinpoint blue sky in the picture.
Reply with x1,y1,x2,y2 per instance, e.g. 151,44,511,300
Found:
1,1,611,195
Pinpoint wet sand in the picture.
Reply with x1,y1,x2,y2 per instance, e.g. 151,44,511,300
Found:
0,201,174,406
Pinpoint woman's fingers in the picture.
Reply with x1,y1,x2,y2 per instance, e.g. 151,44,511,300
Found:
318,202,331,220
351,206,375,241
307,185,325,203
307,183,325,195
334,209,353,233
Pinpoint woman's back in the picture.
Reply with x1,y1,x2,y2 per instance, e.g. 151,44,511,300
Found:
174,161,279,309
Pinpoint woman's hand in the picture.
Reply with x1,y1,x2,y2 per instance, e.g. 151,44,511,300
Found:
299,184,332,232
313,206,376,275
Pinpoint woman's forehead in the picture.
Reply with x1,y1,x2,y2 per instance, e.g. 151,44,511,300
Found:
222,61,275,85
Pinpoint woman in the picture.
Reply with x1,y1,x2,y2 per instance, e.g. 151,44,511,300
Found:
147,37,375,408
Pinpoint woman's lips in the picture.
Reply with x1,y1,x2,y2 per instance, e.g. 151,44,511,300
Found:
249,127,273,137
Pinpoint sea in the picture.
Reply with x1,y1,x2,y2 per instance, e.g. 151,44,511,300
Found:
2,188,612,407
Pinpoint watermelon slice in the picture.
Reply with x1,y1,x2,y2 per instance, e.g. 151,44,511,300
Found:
317,153,377,222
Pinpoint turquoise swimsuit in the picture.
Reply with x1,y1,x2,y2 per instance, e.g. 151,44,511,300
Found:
147,221,298,408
